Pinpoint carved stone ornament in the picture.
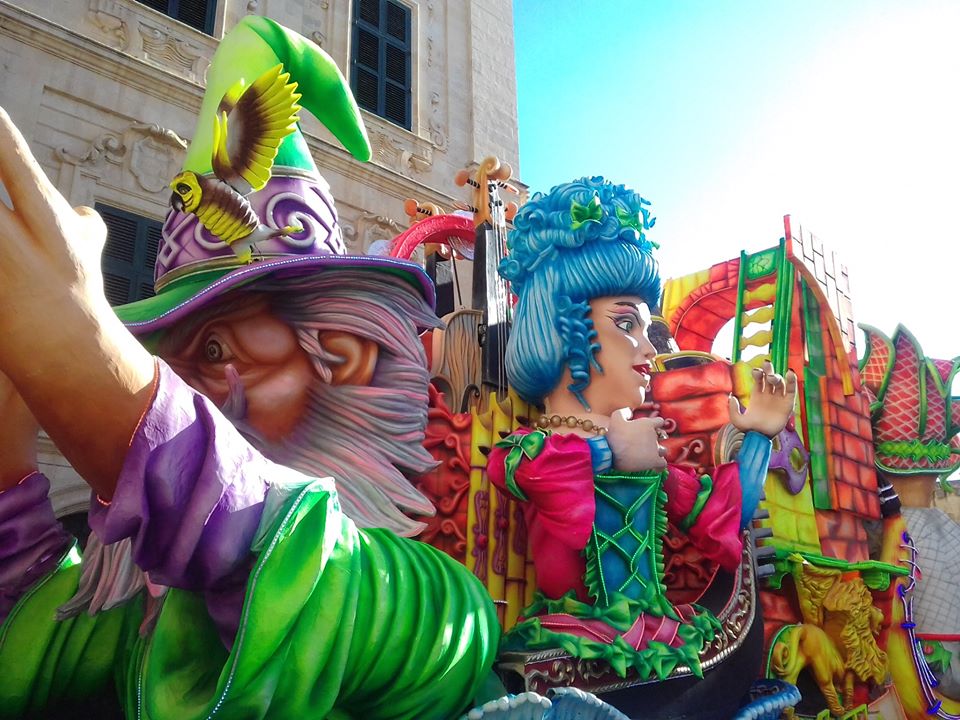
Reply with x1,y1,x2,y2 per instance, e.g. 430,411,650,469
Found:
356,211,404,252
428,91,447,151
372,130,433,176
308,0,331,46
128,123,189,193
138,19,207,80
56,132,126,167
56,122,187,193
86,0,129,50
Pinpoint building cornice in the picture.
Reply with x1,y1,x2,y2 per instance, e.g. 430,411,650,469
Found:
0,0,203,112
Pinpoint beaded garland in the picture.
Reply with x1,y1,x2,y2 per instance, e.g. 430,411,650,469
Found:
535,414,608,436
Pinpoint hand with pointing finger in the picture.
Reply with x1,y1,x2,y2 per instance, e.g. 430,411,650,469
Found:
728,360,798,438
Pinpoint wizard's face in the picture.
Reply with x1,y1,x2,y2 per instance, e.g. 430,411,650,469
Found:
159,293,314,442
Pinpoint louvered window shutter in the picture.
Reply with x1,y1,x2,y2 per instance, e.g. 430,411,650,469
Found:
134,0,216,34
97,204,162,306
352,0,411,130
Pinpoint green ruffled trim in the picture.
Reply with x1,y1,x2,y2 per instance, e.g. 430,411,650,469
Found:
876,439,958,463
679,474,713,532
504,591,721,680
521,589,677,632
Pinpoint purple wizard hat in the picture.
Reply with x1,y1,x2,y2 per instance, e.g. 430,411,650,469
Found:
115,16,433,334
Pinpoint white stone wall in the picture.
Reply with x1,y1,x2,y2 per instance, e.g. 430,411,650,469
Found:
0,0,522,514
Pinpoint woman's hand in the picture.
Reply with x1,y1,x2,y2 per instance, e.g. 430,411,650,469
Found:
606,409,668,472
0,369,40,491
728,360,798,438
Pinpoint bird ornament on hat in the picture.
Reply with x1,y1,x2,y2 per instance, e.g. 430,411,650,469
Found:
169,63,303,262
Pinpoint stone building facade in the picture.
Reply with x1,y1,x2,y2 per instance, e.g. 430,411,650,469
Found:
0,0,521,519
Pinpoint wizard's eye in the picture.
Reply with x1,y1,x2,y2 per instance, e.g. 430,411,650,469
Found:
176,183,191,194
203,335,234,363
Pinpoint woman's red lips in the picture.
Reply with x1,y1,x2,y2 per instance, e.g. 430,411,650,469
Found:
634,364,652,388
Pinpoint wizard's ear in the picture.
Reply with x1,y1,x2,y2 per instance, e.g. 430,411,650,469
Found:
317,330,379,386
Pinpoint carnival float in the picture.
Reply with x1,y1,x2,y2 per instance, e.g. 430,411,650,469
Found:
0,15,956,720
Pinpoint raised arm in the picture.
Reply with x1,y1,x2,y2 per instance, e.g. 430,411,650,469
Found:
0,109,155,500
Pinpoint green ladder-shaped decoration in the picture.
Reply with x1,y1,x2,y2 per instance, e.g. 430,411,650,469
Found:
731,239,795,376
815,704,869,720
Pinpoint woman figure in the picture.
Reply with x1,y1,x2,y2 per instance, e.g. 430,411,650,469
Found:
489,177,797,687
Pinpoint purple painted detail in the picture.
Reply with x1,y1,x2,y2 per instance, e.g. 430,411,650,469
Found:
87,360,302,648
155,175,343,283
493,488,509,576
897,531,960,719
472,490,489,583
768,428,810,495
0,473,72,625
126,253,436,334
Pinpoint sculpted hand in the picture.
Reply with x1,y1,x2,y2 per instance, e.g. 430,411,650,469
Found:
728,360,798,438
0,109,110,349
0,108,155,499
0,369,40,491
607,409,668,473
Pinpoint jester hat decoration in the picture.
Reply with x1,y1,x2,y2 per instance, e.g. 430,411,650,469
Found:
116,16,434,333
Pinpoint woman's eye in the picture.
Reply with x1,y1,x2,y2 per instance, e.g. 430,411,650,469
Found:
204,337,231,362
615,318,635,333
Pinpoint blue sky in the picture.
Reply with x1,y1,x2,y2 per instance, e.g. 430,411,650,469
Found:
514,0,959,364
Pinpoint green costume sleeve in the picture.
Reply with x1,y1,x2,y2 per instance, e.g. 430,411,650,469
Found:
0,546,140,718
135,478,499,720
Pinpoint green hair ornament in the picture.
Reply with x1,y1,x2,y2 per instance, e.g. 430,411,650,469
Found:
570,195,604,230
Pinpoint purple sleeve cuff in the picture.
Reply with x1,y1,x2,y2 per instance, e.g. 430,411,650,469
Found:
0,472,72,625
88,359,273,592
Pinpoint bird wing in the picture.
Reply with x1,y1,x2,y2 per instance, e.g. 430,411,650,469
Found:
194,177,259,246
211,64,302,193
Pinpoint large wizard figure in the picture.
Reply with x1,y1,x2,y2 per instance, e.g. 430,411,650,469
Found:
0,17,498,719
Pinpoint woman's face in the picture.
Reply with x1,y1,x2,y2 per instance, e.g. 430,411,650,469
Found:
580,295,657,416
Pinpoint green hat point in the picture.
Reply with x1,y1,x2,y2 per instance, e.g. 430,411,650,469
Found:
182,16,371,176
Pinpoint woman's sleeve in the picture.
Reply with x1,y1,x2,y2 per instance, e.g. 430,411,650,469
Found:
663,462,743,572
488,430,596,551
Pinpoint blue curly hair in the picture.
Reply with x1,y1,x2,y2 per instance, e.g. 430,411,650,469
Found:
499,176,661,409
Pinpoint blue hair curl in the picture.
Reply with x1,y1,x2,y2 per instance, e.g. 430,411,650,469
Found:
500,176,661,408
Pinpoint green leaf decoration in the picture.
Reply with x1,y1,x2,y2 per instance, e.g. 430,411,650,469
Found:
495,431,548,501
923,639,953,674
570,195,604,230
615,206,645,231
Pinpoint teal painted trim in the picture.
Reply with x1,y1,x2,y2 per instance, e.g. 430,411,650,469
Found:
800,279,833,510
771,241,793,376
858,324,896,403
732,250,748,363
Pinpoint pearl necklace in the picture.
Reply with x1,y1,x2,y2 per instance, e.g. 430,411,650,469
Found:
534,414,608,436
